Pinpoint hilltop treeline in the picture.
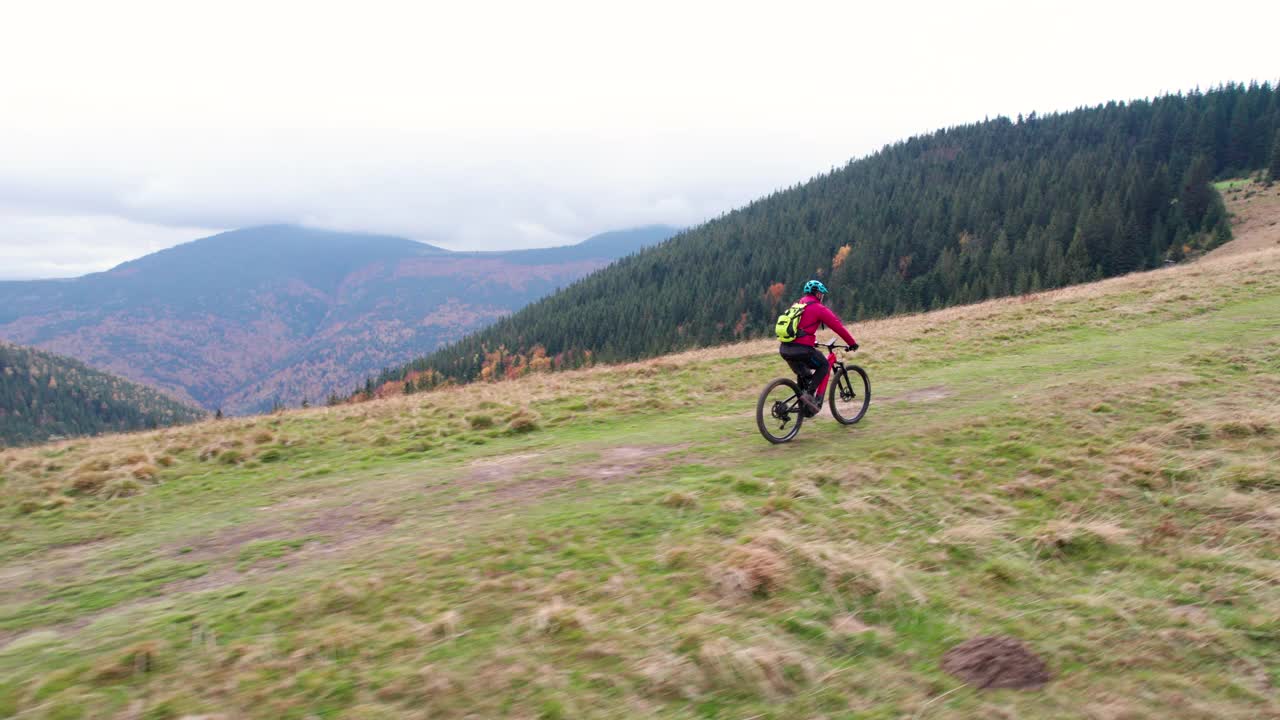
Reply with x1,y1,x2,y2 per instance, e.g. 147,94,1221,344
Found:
0,343,206,446
370,82,1279,389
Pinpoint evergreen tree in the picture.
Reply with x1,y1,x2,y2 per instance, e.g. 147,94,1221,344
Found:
1065,230,1092,284
1270,129,1280,182
1179,155,1215,229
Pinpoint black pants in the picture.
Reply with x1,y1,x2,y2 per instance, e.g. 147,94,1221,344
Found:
779,343,828,397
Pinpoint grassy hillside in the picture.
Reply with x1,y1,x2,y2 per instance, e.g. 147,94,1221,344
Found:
0,342,205,447
1,244,1278,718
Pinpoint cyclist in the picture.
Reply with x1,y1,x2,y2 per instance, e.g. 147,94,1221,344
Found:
778,280,858,415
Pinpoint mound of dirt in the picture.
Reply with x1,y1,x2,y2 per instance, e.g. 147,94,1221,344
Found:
941,635,1050,689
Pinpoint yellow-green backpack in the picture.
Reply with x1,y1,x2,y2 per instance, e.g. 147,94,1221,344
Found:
774,300,814,342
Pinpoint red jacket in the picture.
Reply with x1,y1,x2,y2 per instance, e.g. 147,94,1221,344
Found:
790,294,857,347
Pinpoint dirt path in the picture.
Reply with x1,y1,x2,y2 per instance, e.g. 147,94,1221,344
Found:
460,444,688,506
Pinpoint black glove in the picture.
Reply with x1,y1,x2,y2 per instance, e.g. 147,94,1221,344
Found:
849,342,859,351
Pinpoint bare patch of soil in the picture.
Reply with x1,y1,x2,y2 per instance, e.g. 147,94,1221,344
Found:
178,522,284,560
0,537,122,603
461,445,686,505
178,501,398,561
463,452,547,484
885,385,951,403
941,635,1050,689
585,445,683,480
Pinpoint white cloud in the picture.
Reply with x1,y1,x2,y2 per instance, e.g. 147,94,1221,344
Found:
0,213,222,280
0,0,1277,278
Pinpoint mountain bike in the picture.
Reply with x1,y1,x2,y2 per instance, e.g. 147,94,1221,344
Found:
756,340,870,444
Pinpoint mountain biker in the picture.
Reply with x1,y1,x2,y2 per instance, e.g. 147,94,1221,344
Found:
778,280,858,415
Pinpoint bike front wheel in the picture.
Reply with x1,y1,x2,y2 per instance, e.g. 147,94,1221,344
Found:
757,378,805,443
829,365,870,425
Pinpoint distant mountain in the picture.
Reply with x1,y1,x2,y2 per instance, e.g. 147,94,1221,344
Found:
0,341,205,446
0,224,678,413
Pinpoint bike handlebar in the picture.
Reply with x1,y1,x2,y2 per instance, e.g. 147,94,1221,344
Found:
817,339,856,351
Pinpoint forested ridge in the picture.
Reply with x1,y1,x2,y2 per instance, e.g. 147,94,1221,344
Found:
0,342,206,446
369,83,1280,390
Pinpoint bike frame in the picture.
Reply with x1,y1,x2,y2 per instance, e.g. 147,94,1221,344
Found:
813,346,841,399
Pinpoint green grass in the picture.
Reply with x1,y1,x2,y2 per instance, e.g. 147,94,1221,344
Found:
1,249,1279,718
1213,178,1255,191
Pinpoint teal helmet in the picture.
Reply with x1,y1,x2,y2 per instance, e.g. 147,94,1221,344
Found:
803,279,828,296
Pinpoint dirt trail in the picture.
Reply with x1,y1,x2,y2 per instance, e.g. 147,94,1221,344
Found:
883,385,951,403
1206,181,1280,260
461,444,687,505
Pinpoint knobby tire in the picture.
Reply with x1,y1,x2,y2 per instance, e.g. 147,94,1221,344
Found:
757,377,805,444
828,365,870,425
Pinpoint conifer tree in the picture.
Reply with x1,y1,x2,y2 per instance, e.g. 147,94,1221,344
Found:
1065,230,1092,284
1179,155,1215,229
1269,129,1280,182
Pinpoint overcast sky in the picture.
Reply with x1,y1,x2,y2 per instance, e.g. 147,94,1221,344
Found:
2,0,1277,279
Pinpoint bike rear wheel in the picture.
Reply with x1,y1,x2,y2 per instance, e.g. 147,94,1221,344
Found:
757,378,805,443
829,365,870,425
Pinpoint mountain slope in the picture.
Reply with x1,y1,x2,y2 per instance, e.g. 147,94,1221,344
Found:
0,341,204,446
2,243,1277,718
0,224,677,413
394,82,1279,385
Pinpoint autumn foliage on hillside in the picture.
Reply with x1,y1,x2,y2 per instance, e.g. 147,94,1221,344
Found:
354,345,594,401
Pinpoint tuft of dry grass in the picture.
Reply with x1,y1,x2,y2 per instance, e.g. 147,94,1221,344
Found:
198,440,243,461
707,544,789,600
695,637,812,697
130,464,157,481
830,614,879,637
1032,520,1131,557
1180,488,1280,524
91,641,161,682
69,471,113,495
427,609,462,639
755,529,923,603
374,664,463,704
115,453,148,467
635,651,703,699
656,545,695,569
102,477,144,499
75,458,111,473
659,491,698,509
504,408,541,434
295,620,372,659
1213,416,1273,439
937,519,1007,547
1219,461,1278,490
787,479,823,499
531,597,593,635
